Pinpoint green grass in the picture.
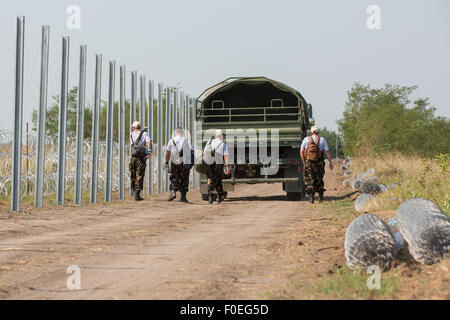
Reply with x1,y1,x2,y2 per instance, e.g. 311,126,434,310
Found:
309,266,399,300
320,193,356,225
351,154,450,217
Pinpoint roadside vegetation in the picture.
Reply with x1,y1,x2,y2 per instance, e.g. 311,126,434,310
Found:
352,154,449,217
306,83,449,299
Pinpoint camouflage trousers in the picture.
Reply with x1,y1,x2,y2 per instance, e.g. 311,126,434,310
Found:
207,164,224,196
129,157,146,192
304,160,325,195
169,163,190,194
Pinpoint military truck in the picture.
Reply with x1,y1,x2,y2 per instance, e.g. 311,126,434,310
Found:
195,77,314,201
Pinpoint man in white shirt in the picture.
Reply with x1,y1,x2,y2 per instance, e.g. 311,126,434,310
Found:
300,126,333,203
203,129,230,204
165,128,193,202
129,121,152,201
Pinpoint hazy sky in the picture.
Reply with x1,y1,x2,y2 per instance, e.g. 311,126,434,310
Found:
0,0,449,132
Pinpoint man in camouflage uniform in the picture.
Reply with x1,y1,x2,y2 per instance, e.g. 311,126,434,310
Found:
165,128,193,203
129,121,152,201
300,126,334,203
204,129,230,204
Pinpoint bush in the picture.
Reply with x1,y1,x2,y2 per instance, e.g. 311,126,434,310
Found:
337,83,450,158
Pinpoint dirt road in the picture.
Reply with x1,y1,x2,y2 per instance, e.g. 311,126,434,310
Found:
0,172,348,299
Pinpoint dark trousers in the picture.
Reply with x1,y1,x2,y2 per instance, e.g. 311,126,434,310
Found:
129,157,146,192
207,164,224,196
169,163,190,194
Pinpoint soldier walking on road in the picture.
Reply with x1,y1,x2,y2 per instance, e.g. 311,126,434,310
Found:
129,121,152,201
204,129,230,204
165,128,194,203
300,126,333,204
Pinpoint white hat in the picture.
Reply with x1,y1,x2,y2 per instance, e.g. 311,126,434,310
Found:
311,126,319,134
132,121,141,128
215,129,223,139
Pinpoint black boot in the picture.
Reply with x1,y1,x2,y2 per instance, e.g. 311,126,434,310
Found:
180,193,188,203
319,192,324,203
208,193,214,204
168,191,176,201
134,191,143,201
309,193,315,204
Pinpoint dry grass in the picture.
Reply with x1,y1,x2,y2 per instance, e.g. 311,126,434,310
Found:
350,154,450,216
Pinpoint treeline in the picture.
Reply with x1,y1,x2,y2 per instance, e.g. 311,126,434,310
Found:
336,83,450,158
31,86,183,144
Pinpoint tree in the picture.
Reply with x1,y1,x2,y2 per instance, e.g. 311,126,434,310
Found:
337,83,450,157
32,87,92,139
32,86,172,145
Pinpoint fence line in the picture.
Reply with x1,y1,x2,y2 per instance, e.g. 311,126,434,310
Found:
7,16,197,211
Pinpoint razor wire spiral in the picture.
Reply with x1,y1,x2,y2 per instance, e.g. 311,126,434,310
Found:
0,130,160,199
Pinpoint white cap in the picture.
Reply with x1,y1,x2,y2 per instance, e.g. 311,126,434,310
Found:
311,126,319,134
132,121,141,129
215,129,223,139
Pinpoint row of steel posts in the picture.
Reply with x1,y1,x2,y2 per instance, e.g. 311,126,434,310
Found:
11,16,198,212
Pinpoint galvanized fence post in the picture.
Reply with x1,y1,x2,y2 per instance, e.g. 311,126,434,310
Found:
130,71,137,196
186,94,190,134
157,83,163,194
179,91,184,129
140,76,146,124
118,65,126,200
34,24,49,208
11,16,25,212
74,45,87,205
165,87,171,192
56,36,70,206
192,98,198,188
105,61,116,203
172,88,177,131
90,54,102,203
148,80,154,195
140,75,146,195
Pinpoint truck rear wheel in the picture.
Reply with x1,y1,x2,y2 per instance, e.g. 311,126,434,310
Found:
286,192,303,201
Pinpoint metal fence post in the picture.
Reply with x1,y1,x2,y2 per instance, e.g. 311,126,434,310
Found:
165,87,171,192
56,36,70,206
148,80,154,195
90,54,102,203
139,75,146,195
119,65,126,200
192,98,198,188
172,88,177,131
105,61,116,203
179,91,184,129
157,83,163,194
74,45,87,205
34,24,49,208
11,16,25,212
130,71,137,196
140,76,146,124
186,94,190,134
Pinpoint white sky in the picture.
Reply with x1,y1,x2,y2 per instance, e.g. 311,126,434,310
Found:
0,0,449,132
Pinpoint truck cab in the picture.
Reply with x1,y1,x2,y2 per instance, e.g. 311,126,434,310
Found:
195,77,314,201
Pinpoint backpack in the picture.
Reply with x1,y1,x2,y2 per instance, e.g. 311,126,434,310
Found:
306,136,321,161
131,131,147,159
